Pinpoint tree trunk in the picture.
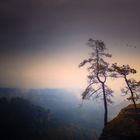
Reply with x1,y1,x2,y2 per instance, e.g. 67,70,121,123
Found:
124,76,137,112
132,98,137,112
102,82,108,126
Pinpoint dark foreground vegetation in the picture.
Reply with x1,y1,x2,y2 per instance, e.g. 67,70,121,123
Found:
99,104,140,140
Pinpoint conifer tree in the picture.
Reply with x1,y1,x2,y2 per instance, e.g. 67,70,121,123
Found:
110,63,140,111
79,39,113,126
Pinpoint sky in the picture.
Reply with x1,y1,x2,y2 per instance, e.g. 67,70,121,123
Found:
0,0,140,89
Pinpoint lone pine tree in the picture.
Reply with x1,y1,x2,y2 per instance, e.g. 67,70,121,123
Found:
79,39,113,126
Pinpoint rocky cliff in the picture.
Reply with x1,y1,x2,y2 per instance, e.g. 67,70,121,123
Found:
99,104,140,140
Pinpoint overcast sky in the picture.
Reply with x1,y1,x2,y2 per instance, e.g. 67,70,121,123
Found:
0,0,140,88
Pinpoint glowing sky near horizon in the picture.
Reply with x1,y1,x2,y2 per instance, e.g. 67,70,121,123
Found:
0,0,140,90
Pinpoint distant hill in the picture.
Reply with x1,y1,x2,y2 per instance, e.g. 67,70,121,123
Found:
0,88,130,140
0,97,99,140
0,97,51,140
0,88,104,133
99,104,140,140
0,88,102,140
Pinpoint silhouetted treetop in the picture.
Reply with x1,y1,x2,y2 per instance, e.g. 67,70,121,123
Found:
110,63,137,77
79,39,112,83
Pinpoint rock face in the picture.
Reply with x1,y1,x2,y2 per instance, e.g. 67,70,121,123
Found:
99,104,140,140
